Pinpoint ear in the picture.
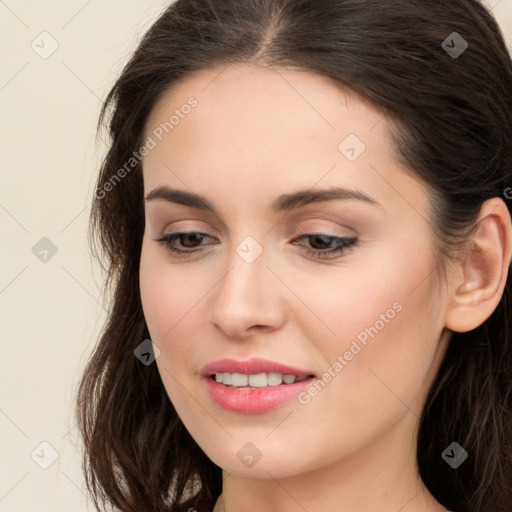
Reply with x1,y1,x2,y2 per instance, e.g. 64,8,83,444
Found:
444,197,512,333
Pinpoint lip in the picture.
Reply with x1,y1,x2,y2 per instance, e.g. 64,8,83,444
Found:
205,378,315,413
201,358,317,414
201,357,316,379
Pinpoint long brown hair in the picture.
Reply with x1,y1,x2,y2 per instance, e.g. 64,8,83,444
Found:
76,1,512,511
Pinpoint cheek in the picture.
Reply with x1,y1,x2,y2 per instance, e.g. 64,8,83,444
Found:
139,241,218,375
286,241,437,353
139,248,173,337
292,241,443,411
277,266,443,472
140,241,198,338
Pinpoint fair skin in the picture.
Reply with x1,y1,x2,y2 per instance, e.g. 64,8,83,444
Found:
139,63,512,512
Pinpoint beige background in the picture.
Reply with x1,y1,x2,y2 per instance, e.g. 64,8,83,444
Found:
0,1,511,511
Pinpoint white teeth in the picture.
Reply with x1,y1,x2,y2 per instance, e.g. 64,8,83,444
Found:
213,372,310,387
231,373,248,387
248,373,267,387
267,372,283,386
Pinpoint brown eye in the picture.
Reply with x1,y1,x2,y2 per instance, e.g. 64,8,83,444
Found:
291,234,358,259
155,231,216,256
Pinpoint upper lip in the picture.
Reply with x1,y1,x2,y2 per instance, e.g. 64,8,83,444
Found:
201,358,316,378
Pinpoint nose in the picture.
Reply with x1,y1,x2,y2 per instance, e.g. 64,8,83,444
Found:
208,245,287,340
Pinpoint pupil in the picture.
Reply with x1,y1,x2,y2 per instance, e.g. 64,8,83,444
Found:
183,233,201,247
311,235,331,249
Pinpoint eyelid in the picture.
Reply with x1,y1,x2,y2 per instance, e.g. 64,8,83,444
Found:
159,221,217,237
159,224,353,242
292,220,355,239
154,209,358,236
155,230,359,261
294,226,352,237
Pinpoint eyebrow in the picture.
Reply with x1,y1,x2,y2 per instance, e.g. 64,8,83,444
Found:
144,185,382,213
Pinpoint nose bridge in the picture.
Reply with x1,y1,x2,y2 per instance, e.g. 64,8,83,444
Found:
209,234,284,336
217,236,270,311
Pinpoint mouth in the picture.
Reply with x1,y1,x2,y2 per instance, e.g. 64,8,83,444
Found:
209,372,314,389
201,357,317,386
201,358,317,413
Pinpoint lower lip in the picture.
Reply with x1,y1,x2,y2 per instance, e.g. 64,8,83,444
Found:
204,376,316,413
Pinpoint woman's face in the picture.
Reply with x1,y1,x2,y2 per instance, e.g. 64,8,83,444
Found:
139,63,452,478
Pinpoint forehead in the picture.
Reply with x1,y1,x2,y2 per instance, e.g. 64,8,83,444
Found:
145,62,386,143
142,63,430,219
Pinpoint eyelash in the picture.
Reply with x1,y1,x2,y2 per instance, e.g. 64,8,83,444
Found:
155,231,358,259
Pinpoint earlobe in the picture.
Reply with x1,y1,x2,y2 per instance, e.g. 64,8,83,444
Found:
444,198,512,333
